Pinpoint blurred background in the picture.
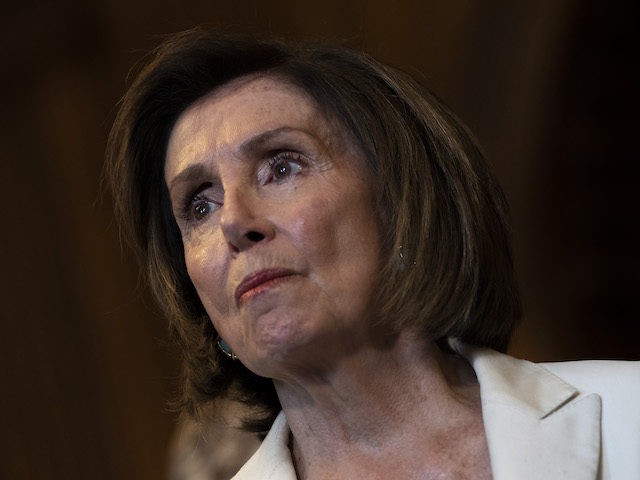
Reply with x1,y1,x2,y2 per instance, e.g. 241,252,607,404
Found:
1,0,637,479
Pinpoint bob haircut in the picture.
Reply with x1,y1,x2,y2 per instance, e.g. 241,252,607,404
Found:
106,27,520,433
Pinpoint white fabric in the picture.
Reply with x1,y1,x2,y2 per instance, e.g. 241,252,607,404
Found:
232,343,640,480
231,411,296,480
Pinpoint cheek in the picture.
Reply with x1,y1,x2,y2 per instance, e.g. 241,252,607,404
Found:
286,191,380,274
286,197,340,261
183,235,229,316
184,248,208,290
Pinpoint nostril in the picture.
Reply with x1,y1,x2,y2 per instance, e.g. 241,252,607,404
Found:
246,231,265,243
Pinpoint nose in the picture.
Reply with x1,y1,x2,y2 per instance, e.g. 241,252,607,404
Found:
220,189,274,253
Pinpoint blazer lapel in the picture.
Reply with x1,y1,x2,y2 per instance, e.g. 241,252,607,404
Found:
232,412,297,480
453,341,602,480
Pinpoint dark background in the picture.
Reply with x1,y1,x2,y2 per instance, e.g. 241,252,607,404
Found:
1,1,637,479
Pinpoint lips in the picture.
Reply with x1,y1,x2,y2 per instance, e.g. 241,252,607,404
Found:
234,268,297,305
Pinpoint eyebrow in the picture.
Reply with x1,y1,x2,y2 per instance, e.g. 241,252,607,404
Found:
168,163,210,194
238,126,313,156
167,126,319,193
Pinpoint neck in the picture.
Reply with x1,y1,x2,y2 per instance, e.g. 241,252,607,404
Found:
273,332,488,479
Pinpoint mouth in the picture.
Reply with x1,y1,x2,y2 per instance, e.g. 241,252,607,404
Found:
235,268,297,306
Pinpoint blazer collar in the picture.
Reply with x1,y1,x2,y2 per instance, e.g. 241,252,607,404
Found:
232,411,296,480
234,342,603,480
451,339,602,480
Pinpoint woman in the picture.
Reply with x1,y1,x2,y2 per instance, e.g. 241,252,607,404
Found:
106,28,639,479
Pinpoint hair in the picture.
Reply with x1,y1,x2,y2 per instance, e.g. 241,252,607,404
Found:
106,27,521,434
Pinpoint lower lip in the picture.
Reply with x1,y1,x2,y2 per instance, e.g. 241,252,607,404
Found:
238,274,296,305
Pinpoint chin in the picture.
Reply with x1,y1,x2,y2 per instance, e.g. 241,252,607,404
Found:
244,311,321,376
254,317,309,354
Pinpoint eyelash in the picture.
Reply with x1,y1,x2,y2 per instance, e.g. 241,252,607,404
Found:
261,151,305,185
179,151,306,224
179,183,216,223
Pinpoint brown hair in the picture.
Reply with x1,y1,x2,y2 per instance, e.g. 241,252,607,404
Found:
106,27,520,433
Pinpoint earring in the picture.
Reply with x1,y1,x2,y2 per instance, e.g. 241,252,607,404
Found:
216,337,238,360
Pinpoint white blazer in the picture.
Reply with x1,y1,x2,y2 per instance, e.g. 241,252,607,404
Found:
232,342,640,480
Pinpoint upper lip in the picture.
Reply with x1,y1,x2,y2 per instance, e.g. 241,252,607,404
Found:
234,268,297,305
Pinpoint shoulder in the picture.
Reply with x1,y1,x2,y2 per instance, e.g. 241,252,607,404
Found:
540,358,640,402
541,358,640,478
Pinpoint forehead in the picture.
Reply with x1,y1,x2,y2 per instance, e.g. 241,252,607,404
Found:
181,74,319,130
164,74,339,179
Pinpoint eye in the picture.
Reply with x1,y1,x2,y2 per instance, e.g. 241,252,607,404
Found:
178,184,221,224
259,151,304,185
192,198,213,220
273,159,295,180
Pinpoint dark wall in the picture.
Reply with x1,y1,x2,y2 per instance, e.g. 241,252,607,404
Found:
1,1,637,479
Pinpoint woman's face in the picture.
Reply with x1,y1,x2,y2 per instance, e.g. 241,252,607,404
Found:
164,75,381,378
